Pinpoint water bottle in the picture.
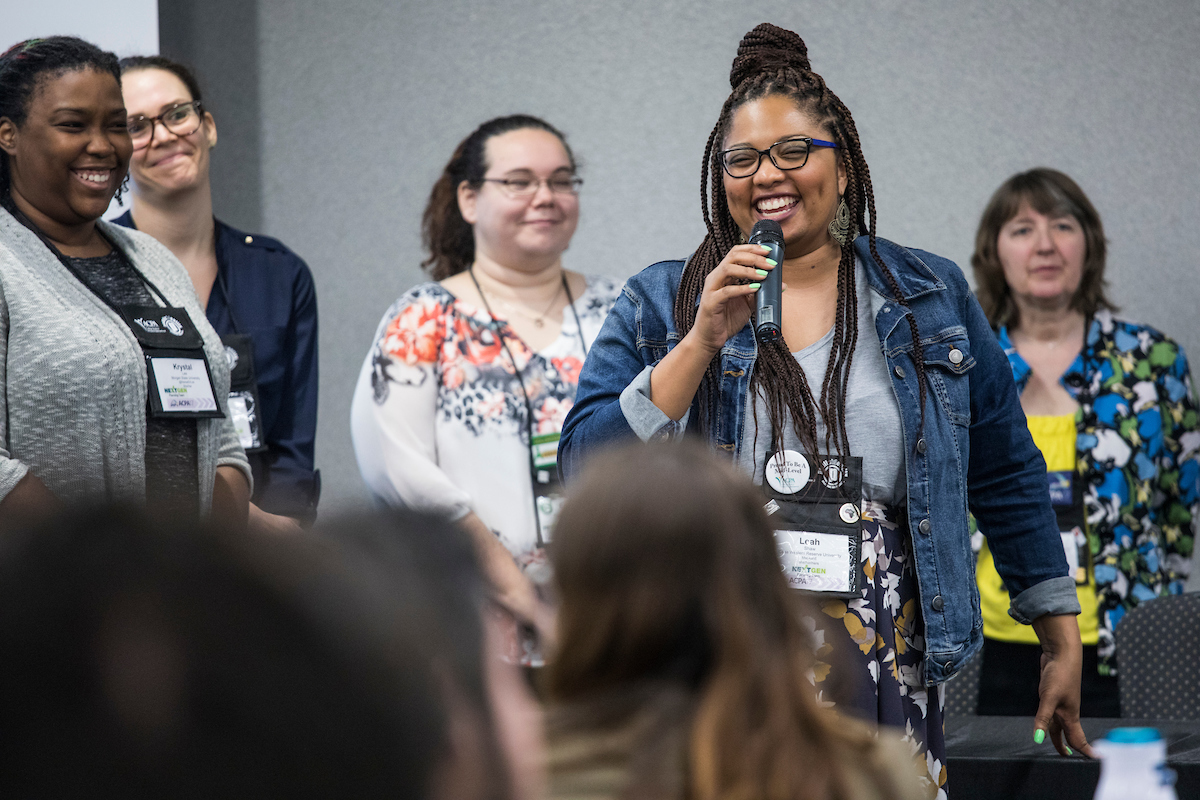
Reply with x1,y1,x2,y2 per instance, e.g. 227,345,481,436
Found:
1093,727,1177,800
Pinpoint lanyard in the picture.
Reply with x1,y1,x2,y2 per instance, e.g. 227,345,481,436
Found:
467,268,585,547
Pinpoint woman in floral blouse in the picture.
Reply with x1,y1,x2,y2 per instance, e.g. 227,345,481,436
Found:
351,115,618,645
971,168,1198,715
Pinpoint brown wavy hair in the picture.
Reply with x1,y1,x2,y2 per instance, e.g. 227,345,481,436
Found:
678,23,926,459
547,441,905,800
971,167,1115,329
420,114,575,280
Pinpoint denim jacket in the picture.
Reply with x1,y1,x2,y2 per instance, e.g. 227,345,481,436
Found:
560,236,1079,685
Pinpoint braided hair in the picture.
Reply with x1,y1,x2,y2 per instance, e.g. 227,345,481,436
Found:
678,23,926,458
0,37,125,210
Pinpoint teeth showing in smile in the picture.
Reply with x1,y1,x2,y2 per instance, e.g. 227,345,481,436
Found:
75,170,110,185
756,196,797,213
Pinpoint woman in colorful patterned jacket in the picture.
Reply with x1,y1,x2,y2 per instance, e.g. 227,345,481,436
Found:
972,167,1199,716
350,115,619,653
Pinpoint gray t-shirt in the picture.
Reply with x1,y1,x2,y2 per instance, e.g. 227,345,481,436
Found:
738,259,906,504
65,250,201,514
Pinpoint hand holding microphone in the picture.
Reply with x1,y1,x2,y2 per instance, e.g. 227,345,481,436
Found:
750,219,785,344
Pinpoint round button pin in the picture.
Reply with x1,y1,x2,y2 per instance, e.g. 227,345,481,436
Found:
949,348,964,364
765,450,810,494
839,502,860,524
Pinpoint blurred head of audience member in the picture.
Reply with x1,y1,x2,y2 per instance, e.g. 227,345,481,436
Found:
545,441,922,800
971,167,1114,329
0,506,461,799
322,510,545,800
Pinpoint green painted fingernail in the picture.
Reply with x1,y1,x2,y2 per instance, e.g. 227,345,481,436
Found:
749,282,761,290
765,258,778,267
759,244,772,251
1066,746,1073,755
1034,730,1045,744
755,269,768,277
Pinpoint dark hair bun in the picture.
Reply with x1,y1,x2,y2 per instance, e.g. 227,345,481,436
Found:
729,23,810,88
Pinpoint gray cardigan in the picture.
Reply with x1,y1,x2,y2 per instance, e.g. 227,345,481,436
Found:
0,206,251,512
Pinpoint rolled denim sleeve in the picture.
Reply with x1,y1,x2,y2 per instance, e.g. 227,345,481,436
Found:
1009,576,1081,624
620,365,690,442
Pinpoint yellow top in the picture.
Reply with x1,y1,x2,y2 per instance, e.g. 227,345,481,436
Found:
976,414,1099,644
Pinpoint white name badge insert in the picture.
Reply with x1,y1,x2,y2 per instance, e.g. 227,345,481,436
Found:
150,356,219,413
775,529,854,592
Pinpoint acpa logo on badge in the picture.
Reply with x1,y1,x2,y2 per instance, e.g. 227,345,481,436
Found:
134,317,162,333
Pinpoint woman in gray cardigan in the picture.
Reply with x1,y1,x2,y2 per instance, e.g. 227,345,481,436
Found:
0,37,250,524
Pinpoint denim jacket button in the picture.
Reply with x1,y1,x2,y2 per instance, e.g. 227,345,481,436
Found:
918,518,931,535
931,594,944,612
949,348,964,365
894,365,906,379
916,438,927,454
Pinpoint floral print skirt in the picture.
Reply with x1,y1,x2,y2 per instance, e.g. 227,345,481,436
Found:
806,501,948,799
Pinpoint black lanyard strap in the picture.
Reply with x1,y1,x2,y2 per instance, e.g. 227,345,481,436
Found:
11,206,171,315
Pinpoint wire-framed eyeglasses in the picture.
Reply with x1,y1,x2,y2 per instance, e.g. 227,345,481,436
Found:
481,175,583,198
126,101,204,150
719,136,840,179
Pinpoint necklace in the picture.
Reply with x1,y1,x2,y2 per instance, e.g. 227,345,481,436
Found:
474,270,564,328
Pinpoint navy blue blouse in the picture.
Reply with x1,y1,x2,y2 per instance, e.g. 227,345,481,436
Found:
113,211,320,519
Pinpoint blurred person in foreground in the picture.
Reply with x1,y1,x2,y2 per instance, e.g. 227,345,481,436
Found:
971,168,1199,716
544,441,926,800
116,55,320,532
322,510,546,800
0,505,445,798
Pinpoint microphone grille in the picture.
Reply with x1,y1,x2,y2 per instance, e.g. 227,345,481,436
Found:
749,219,784,243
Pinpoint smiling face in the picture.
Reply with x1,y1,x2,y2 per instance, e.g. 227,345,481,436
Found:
0,67,132,227
457,128,579,271
721,94,846,258
996,202,1086,309
121,67,216,199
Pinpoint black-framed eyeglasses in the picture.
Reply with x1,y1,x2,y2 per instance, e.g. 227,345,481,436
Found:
481,175,583,197
719,136,840,179
126,101,204,150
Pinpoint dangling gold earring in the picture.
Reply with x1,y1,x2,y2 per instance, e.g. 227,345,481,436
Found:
828,197,856,246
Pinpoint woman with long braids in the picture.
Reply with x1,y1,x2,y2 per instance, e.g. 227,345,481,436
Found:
0,36,249,525
560,23,1091,792
351,115,619,657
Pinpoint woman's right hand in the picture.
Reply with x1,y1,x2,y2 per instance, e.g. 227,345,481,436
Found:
689,243,779,355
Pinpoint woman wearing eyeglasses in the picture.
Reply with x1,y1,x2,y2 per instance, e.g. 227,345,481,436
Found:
351,115,619,652
113,56,320,533
0,37,249,525
559,24,1092,792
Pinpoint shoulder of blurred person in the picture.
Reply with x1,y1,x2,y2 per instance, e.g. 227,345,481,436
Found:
0,505,447,798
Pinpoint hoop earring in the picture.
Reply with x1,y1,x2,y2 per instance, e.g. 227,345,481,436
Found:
828,197,856,246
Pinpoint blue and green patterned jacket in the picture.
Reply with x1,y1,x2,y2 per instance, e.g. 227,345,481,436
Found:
999,311,1199,674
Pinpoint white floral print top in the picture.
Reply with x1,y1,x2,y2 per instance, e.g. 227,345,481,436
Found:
351,277,620,561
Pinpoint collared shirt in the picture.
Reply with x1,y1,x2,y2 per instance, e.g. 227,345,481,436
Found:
998,312,1198,674
113,211,320,519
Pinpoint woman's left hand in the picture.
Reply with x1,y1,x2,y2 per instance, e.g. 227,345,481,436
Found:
1031,613,1096,757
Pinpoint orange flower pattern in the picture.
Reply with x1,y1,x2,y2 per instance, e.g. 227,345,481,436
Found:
370,282,620,437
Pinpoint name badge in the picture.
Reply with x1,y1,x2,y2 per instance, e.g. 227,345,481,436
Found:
120,305,225,420
763,450,864,599
222,333,267,452
148,356,220,415
1060,525,1090,585
775,529,856,593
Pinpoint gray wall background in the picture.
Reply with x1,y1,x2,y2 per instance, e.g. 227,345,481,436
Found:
160,0,1200,514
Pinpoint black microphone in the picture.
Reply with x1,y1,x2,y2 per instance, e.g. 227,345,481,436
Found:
750,219,784,344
